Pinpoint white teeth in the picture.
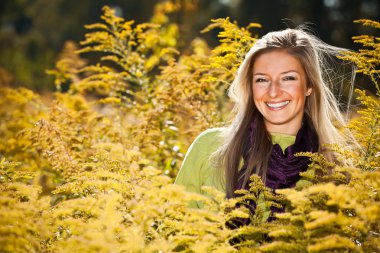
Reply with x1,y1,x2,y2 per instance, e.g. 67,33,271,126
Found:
266,101,290,108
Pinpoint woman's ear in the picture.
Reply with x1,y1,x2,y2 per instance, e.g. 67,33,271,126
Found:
306,87,312,96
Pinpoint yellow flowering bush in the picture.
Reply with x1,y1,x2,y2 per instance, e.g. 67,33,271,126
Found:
0,2,379,252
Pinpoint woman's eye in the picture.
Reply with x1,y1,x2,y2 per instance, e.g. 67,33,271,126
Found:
255,78,268,83
283,76,296,81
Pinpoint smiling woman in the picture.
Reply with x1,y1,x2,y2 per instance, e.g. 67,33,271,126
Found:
175,28,358,215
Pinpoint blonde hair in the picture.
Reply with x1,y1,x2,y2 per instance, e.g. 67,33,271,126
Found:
215,28,357,198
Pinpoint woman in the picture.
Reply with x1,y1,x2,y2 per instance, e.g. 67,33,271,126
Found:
175,28,356,207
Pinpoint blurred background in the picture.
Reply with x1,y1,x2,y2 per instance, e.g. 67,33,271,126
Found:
0,0,379,92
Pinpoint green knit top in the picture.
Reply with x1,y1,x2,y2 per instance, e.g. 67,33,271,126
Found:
174,128,296,205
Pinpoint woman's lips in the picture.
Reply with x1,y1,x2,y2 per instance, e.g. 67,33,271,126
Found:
265,100,290,110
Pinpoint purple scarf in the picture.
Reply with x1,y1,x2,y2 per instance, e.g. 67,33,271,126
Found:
234,116,319,223
238,117,319,190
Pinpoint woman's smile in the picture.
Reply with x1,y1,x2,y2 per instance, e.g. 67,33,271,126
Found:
265,100,290,110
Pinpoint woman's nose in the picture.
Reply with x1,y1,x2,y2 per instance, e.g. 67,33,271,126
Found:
268,82,280,98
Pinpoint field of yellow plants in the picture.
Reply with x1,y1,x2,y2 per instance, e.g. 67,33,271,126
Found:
0,2,379,252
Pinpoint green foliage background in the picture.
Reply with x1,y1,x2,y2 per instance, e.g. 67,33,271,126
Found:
0,2,379,252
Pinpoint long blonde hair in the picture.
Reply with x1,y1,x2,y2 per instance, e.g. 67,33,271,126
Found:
215,28,357,198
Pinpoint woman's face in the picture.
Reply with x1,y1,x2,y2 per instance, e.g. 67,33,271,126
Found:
252,50,311,135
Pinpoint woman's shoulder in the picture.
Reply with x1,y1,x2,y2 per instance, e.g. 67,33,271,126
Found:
184,127,226,157
196,127,225,138
192,127,226,147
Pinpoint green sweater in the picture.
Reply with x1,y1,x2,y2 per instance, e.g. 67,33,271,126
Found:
174,128,296,198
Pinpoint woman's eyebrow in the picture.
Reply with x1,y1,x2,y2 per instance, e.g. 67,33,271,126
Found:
281,70,298,75
253,70,298,76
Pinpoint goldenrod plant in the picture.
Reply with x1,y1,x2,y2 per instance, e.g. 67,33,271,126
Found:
0,1,379,252
342,20,380,94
